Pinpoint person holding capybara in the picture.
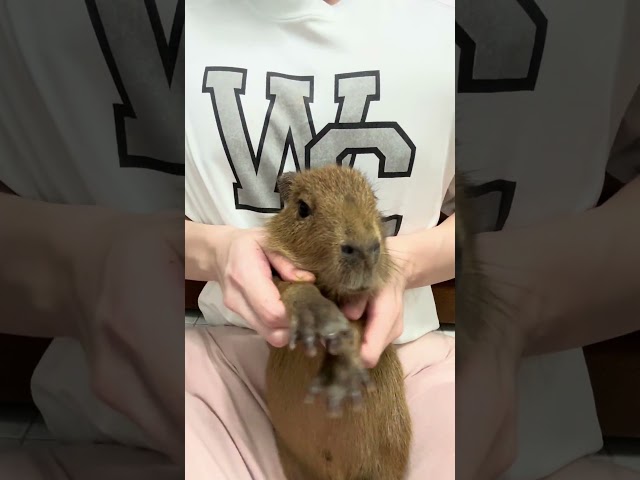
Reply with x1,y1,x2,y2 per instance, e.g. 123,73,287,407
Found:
183,0,456,478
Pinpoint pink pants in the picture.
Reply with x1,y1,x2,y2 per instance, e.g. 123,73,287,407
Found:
184,325,455,480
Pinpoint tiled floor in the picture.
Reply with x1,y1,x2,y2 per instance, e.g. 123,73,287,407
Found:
439,323,455,337
185,308,204,327
0,404,55,452
598,437,640,472
0,308,205,452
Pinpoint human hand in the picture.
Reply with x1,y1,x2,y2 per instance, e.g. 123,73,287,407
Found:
212,226,315,347
454,226,531,480
67,210,187,465
340,235,409,368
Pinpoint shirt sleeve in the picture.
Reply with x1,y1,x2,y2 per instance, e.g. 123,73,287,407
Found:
441,119,455,216
184,132,206,223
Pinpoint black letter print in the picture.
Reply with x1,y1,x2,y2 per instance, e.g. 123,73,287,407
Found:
308,71,416,235
456,0,547,92
456,1,548,229
203,69,315,212
85,0,184,175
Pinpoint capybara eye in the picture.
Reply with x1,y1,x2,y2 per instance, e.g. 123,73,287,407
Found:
298,200,312,218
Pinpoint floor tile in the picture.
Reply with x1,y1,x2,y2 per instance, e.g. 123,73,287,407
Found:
0,438,20,452
610,454,640,472
0,405,36,439
604,437,640,472
24,415,52,441
439,324,455,337
185,309,199,325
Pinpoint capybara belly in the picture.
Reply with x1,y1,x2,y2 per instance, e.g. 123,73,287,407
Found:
266,346,412,480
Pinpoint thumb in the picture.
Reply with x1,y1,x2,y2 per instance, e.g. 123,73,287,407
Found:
360,290,397,368
341,295,368,320
265,250,315,283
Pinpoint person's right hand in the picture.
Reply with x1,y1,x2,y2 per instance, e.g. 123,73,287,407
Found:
213,227,315,347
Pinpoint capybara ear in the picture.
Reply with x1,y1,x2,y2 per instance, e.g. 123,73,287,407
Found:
277,171,298,203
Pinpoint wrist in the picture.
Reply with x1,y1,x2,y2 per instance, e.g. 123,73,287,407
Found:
388,222,453,290
65,207,142,337
2,196,128,338
185,221,237,282
388,235,415,288
209,224,237,281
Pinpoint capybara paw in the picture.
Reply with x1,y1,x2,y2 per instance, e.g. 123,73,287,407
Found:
287,285,353,357
304,354,375,417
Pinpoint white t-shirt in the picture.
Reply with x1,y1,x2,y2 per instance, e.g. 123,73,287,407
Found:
457,1,640,478
0,0,184,211
185,0,456,344
0,0,184,448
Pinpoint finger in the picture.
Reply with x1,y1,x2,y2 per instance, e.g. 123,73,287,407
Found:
245,280,290,330
341,295,368,320
360,290,399,368
223,287,262,329
232,253,291,330
265,250,315,283
228,289,289,347
264,328,290,348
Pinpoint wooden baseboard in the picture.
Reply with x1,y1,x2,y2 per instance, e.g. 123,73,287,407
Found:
433,280,455,324
584,332,640,438
185,279,203,311
0,335,51,403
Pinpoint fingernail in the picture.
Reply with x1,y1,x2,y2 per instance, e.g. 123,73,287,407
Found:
345,310,360,321
361,350,376,368
270,329,289,348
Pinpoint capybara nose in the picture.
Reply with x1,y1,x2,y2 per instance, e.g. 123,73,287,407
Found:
341,240,381,265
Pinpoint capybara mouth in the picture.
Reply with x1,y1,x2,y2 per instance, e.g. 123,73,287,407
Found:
340,268,376,294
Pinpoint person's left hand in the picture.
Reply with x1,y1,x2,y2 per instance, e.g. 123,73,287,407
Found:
339,236,409,368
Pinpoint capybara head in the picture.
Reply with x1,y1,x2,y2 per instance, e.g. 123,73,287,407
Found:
265,165,395,301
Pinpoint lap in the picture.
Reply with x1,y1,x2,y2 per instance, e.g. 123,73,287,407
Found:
400,331,455,480
185,325,283,480
184,326,455,480
0,444,179,480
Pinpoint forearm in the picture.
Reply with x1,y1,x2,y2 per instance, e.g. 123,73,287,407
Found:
184,220,234,282
389,213,456,289
0,193,116,338
480,177,640,356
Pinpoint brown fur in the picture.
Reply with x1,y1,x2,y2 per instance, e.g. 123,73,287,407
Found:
264,165,412,480
454,172,504,360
